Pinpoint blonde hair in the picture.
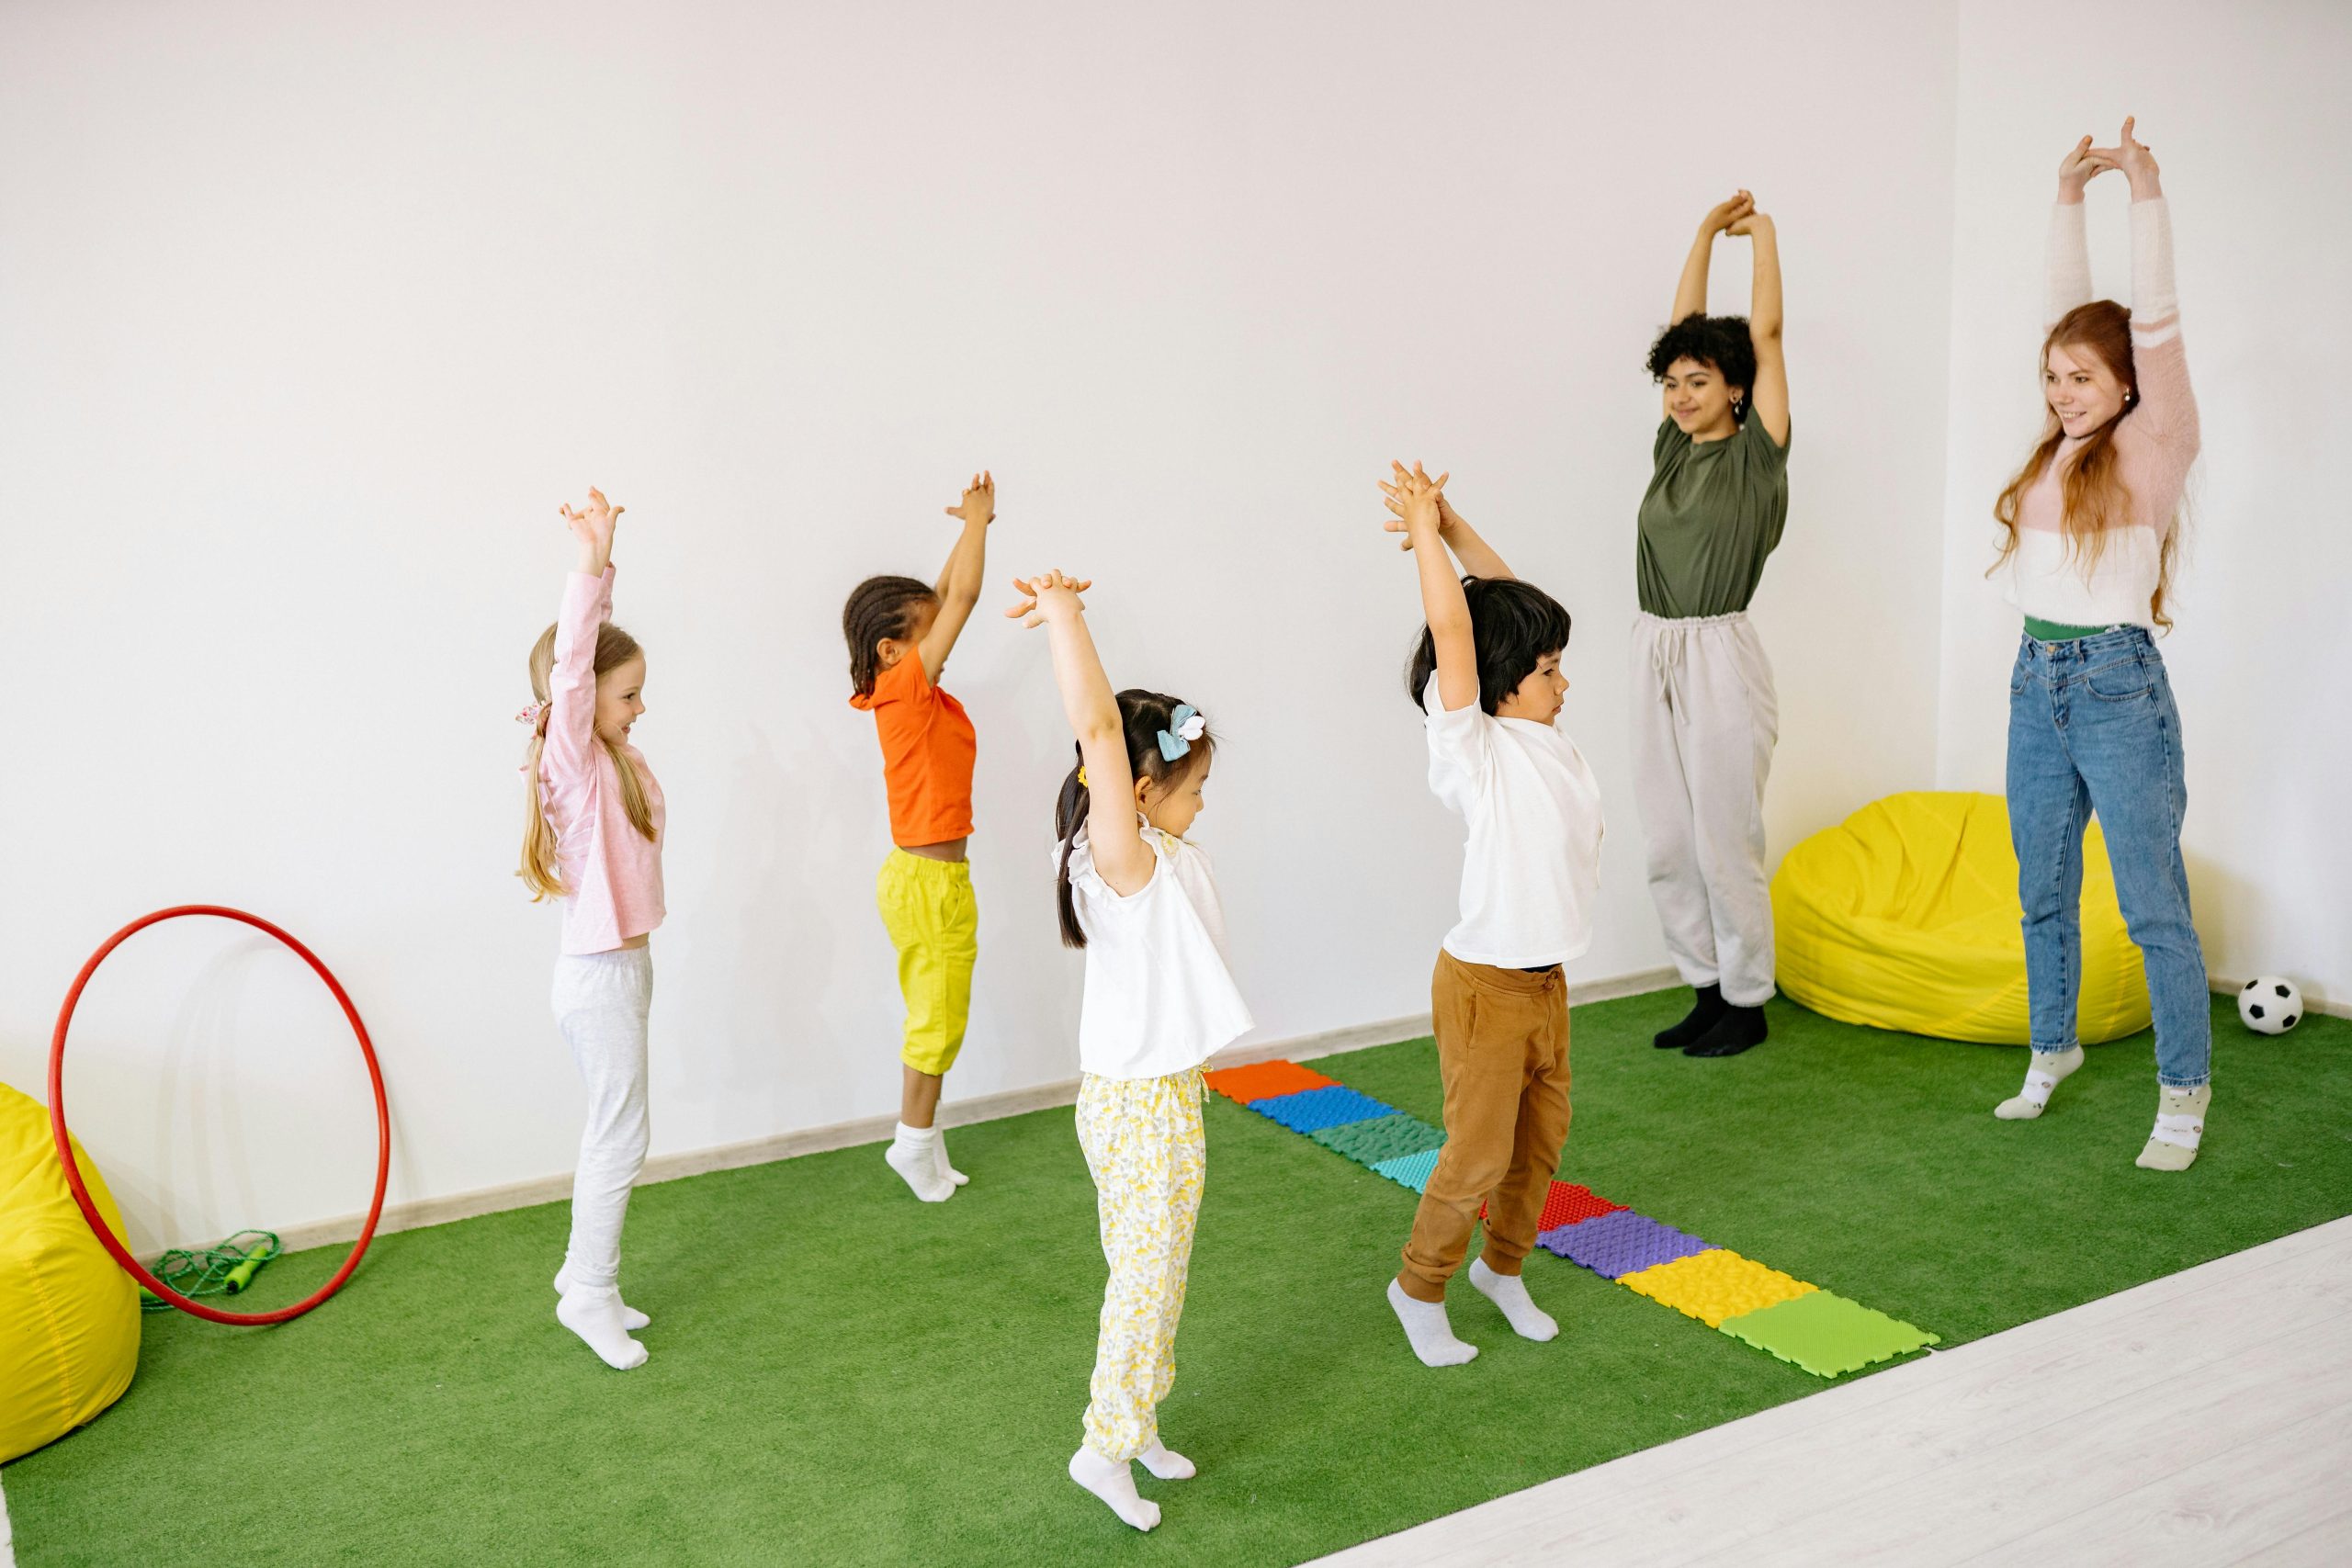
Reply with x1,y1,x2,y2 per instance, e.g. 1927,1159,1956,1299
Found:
518,620,657,900
1990,300,2179,629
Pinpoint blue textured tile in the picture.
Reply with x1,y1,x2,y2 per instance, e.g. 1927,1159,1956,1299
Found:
1251,1084,1396,1134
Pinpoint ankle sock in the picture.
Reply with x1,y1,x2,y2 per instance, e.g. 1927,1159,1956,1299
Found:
887,1122,954,1202
1388,1277,1478,1367
1996,1045,2084,1121
932,1127,969,1188
2135,1082,2211,1171
1685,1002,1768,1057
556,1285,648,1371
1469,1257,1559,1341
1069,1447,1159,1531
554,1266,648,1330
1655,984,1726,1049
1138,1439,1195,1481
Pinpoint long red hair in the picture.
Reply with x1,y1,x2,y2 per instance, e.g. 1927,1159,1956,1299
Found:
1991,300,2177,628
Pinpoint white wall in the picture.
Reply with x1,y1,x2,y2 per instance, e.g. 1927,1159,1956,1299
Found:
0,1,1959,1250
1937,0,2352,1007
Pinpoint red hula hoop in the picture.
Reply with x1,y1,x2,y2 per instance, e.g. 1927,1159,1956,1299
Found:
47,905,391,1325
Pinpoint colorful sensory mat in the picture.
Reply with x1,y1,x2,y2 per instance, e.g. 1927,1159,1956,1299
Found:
1204,1058,1939,1378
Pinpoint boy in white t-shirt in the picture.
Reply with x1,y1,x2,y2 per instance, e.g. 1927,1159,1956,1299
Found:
1377,461,1605,1368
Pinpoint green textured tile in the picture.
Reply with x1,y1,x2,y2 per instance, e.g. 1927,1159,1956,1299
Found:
1719,1288,1940,1378
1310,1112,1444,1168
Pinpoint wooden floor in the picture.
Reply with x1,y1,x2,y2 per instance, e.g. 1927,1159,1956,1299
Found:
1311,1215,2352,1567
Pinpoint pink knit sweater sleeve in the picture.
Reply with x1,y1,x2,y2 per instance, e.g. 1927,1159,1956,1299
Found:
544,567,614,791
2045,200,2094,330
2124,198,2198,462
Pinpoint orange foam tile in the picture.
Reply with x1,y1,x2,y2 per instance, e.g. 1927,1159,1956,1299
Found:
1203,1059,1340,1105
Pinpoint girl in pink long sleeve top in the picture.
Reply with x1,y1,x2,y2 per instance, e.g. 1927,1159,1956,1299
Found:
537,562,666,953
518,488,666,1371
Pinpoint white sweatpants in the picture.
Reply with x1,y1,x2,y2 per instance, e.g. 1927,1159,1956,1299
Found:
551,946,654,1291
1629,611,1779,1007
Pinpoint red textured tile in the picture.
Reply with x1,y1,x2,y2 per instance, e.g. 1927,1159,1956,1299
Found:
1480,1180,1626,1229
1541,1181,1625,1230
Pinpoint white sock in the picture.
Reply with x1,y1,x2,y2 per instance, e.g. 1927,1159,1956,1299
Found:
556,1285,648,1371
554,1265,649,1330
887,1122,954,1202
1996,1045,2085,1120
1388,1277,1478,1367
932,1127,969,1187
2136,1083,2211,1171
1069,1447,1159,1531
1469,1257,1559,1342
1138,1439,1195,1481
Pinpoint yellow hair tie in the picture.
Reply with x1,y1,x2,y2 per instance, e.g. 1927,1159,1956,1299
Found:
1077,766,1090,788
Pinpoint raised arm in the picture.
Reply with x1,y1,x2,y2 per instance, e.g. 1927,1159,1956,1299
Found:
1434,492,1514,580
1382,462,1478,714
918,470,994,682
1729,207,1789,446
1381,462,1514,579
1673,192,1752,323
548,487,624,782
2100,118,2195,451
1007,570,1153,895
2047,135,2110,327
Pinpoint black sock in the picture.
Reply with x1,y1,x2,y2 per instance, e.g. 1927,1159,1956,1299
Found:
1654,984,1726,1049
1684,1003,1769,1057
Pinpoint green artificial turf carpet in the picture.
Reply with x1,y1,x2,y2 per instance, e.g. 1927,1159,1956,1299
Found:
8,991,2349,1567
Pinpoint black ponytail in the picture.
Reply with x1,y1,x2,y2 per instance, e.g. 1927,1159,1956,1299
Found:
1053,688,1213,949
1053,757,1092,948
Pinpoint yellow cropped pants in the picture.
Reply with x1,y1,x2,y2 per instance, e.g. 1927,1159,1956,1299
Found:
876,849,978,1075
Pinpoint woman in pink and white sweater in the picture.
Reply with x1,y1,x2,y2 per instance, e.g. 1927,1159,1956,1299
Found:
1989,119,2211,1170
518,487,668,1366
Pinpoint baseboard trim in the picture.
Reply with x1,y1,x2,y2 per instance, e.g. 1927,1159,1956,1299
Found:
194,964,2352,1261
2210,975,2346,1021
188,966,1692,1264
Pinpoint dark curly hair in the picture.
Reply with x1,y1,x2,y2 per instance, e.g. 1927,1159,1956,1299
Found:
1405,577,1573,716
1646,313,1757,423
842,574,938,697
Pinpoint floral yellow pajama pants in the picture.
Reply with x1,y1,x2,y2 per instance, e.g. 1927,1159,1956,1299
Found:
1075,1067,1206,1462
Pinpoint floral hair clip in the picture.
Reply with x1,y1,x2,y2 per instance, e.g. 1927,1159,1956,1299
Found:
1077,765,1091,788
515,700,549,728
1156,705,1205,761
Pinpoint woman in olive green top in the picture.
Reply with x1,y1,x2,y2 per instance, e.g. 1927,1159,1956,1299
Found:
1634,190,1792,1058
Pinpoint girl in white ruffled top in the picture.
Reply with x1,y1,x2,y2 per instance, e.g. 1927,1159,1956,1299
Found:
1006,568,1252,1535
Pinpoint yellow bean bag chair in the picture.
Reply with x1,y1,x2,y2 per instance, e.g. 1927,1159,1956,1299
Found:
2,1080,140,1462
1771,792,2151,1044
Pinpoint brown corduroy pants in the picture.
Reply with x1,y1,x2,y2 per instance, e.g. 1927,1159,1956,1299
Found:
1396,949,1572,1302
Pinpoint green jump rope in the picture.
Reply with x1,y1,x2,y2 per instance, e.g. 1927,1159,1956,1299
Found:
139,1230,281,1313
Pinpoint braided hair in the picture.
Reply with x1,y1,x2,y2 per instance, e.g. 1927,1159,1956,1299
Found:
842,574,939,696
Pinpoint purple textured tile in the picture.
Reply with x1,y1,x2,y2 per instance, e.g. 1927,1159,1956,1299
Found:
1536,1208,1712,1279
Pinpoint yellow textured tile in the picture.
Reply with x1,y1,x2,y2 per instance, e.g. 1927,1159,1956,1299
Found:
1617,1247,1817,1327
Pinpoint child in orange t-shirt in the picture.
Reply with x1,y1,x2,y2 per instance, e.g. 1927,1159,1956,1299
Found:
844,471,994,1201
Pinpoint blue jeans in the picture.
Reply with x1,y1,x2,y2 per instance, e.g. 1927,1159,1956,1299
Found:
2006,627,2210,1088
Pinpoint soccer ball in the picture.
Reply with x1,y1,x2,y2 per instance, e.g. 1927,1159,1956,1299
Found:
2238,976,2303,1035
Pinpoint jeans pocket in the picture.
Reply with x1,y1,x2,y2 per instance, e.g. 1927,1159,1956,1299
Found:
2085,658,2152,702
2009,659,2031,697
